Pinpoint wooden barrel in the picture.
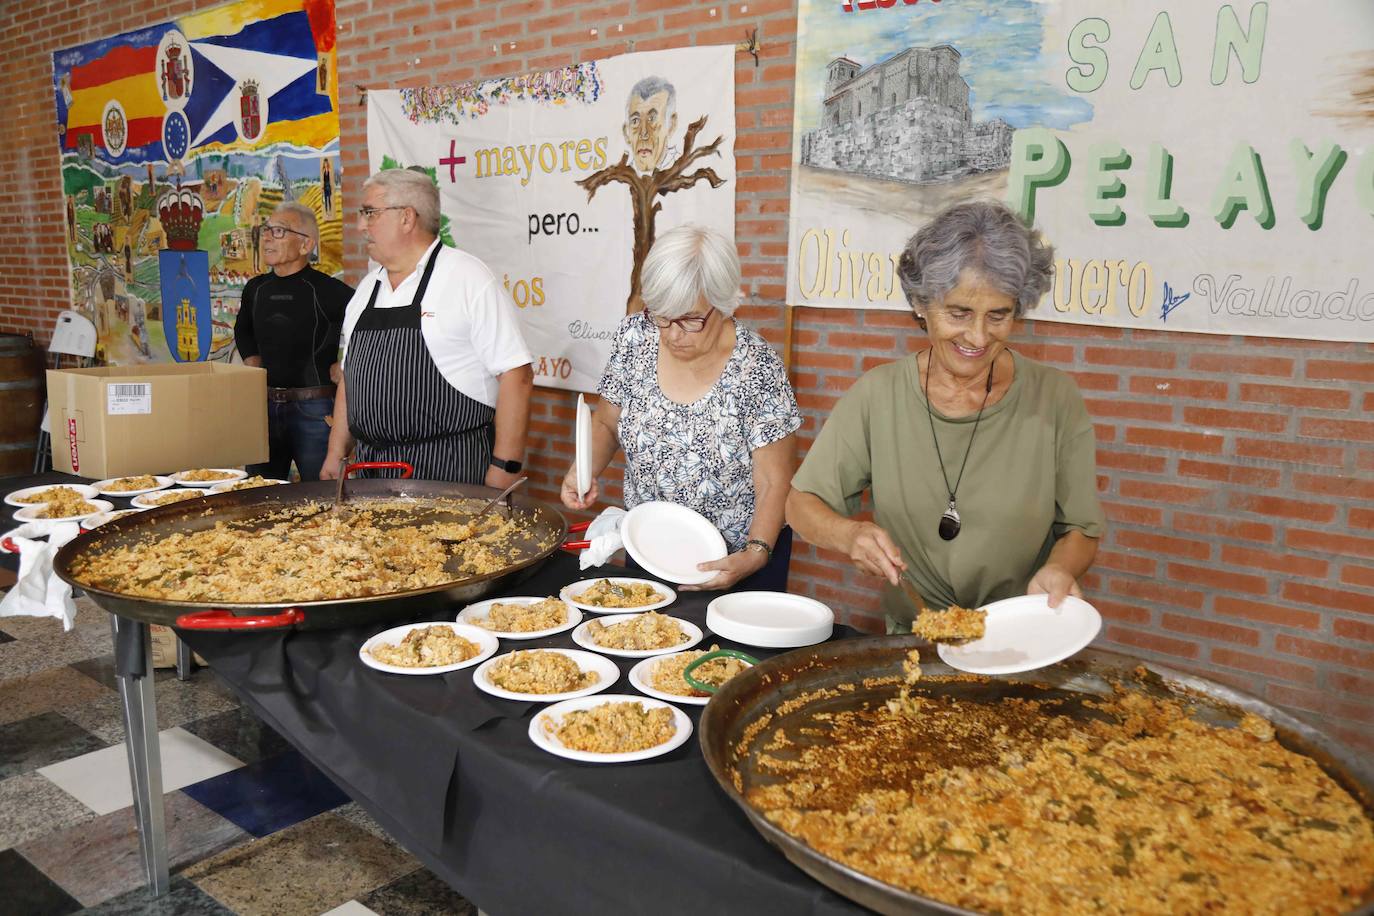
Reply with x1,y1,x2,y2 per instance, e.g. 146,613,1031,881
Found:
0,333,45,477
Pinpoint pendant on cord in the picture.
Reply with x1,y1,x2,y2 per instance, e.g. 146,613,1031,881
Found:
938,500,961,541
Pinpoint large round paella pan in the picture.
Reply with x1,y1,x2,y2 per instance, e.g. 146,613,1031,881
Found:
54,465,568,631
700,638,1374,916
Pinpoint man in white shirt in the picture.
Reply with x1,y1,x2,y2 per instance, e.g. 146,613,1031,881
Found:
322,168,534,485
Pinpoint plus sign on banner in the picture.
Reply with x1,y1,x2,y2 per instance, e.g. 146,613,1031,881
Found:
366,45,737,393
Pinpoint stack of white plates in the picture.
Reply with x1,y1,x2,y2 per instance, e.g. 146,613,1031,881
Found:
705,592,834,648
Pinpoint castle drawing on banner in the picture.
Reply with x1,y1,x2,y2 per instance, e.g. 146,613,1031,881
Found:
800,45,1012,184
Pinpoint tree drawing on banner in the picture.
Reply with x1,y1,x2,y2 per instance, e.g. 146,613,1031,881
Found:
379,156,457,248
576,76,725,312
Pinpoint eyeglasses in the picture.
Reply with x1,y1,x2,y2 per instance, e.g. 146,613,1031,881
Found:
356,205,407,222
264,224,309,240
649,312,712,333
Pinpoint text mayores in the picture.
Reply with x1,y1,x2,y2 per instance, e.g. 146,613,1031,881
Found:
475,138,609,187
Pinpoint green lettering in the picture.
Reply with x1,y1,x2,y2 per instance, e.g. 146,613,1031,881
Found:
1144,143,1189,228
1086,143,1131,226
1290,140,1346,230
1357,151,1374,218
1211,143,1275,229
1066,18,1110,93
1211,2,1268,86
1130,12,1182,90
1008,128,1071,224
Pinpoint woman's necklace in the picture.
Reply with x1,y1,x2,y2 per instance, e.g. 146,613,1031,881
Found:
923,351,997,541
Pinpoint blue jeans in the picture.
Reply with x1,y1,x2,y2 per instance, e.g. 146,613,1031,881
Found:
249,397,333,482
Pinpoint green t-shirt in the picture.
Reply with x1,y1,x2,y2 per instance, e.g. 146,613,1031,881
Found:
792,350,1105,632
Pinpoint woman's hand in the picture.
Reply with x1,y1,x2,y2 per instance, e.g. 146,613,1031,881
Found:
560,464,598,510
680,547,769,592
843,520,906,586
1027,562,1082,609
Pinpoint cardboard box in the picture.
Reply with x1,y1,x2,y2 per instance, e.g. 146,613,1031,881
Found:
47,363,268,479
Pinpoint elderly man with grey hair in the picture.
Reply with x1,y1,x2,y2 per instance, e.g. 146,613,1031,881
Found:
323,168,533,485
624,75,677,175
787,199,1105,633
234,200,354,481
562,224,802,591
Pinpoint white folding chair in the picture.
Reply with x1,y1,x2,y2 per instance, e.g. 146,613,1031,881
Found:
34,310,98,473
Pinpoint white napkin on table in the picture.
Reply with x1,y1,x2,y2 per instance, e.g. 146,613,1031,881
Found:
577,507,626,570
1,520,81,631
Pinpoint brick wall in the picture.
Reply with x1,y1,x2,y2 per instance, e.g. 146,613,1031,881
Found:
1,0,1370,749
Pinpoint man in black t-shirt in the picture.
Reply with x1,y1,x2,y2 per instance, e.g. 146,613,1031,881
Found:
234,202,354,481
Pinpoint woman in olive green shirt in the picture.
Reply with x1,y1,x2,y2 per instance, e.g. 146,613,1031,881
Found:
786,201,1104,632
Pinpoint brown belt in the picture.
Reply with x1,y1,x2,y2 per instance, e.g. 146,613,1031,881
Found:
267,385,336,403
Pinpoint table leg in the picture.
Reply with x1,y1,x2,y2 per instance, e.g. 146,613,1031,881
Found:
110,615,170,896
175,636,194,681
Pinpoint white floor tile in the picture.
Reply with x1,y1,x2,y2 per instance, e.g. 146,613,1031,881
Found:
318,901,380,916
36,726,243,815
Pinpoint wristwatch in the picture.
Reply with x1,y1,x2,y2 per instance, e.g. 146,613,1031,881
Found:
490,456,523,473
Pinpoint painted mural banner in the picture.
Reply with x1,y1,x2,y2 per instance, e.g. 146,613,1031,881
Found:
367,45,736,393
786,1,1374,343
52,0,343,365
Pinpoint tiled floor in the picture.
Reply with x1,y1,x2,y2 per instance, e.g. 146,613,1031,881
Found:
0,598,478,915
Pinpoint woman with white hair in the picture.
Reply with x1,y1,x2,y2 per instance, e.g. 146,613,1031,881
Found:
562,225,801,591
787,200,1105,632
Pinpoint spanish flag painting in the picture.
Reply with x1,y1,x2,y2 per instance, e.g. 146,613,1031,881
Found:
52,0,342,366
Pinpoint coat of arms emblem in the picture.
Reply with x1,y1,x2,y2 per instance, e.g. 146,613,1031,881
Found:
161,43,189,101
239,80,261,140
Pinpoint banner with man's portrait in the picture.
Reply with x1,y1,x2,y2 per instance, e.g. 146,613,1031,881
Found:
368,45,737,392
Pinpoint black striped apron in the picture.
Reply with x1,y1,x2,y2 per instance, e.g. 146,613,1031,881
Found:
343,245,495,482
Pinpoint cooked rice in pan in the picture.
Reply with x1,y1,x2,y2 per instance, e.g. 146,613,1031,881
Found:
68,498,546,603
744,674,1374,915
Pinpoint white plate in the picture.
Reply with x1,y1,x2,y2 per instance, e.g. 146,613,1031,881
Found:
81,508,145,530
529,694,692,764
359,622,498,676
936,594,1103,675
130,489,208,509
706,592,834,648
570,614,702,658
14,498,113,523
207,477,289,494
455,596,582,640
559,577,675,615
5,483,99,507
91,475,173,498
473,649,619,702
170,468,247,487
575,394,592,499
620,501,727,585
628,651,753,706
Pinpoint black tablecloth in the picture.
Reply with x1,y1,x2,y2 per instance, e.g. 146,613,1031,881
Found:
179,552,869,915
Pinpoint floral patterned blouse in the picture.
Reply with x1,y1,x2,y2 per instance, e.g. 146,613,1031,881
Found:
598,311,802,550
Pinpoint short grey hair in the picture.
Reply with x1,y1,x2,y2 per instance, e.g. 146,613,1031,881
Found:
272,201,319,250
640,224,741,320
627,75,677,124
363,168,441,236
897,199,1054,317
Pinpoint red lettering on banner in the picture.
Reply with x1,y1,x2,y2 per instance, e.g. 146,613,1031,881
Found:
67,418,79,472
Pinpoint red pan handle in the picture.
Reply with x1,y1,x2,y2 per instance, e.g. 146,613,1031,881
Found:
561,519,593,552
0,537,18,554
175,608,305,630
345,461,414,479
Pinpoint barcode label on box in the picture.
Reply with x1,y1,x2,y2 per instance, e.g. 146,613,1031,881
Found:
106,382,152,415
